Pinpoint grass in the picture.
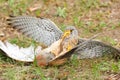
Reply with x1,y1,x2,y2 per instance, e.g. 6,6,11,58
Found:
59,23,66,31
101,36,117,46
2,0,33,15
0,53,120,79
0,0,120,80
56,7,67,18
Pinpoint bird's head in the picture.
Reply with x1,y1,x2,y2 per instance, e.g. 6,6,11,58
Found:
61,26,78,40
65,26,78,36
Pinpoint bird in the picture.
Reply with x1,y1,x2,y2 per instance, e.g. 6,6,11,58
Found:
5,15,120,66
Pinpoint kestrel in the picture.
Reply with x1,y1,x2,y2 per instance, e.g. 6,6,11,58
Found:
0,15,118,66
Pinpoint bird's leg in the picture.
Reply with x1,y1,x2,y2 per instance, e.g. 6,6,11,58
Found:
51,30,72,56
61,30,71,41
59,30,71,53
51,30,71,56
67,42,72,51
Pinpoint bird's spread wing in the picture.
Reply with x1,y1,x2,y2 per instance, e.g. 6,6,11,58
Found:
76,38,120,59
0,40,37,62
7,16,63,46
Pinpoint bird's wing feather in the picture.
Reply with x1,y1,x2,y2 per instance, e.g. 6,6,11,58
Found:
76,38,120,59
7,16,63,46
0,41,36,62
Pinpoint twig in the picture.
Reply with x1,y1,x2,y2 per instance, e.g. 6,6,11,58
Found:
75,33,100,51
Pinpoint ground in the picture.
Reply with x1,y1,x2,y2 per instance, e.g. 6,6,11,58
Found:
0,0,120,80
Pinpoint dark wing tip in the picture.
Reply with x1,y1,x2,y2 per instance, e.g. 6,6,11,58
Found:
6,18,12,25
39,17,45,19
6,15,16,25
9,15,16,17
6,18,11,21
7,23,12,25
6,15,16,21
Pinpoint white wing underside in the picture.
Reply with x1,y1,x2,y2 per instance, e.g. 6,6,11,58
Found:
0,41,38,62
